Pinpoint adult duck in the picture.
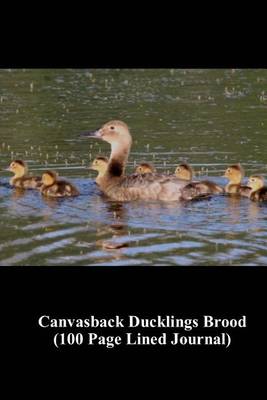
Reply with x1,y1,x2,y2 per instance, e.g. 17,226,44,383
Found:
81,120,212,201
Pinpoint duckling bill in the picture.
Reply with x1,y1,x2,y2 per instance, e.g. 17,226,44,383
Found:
81,120,213,202
40,171,80,197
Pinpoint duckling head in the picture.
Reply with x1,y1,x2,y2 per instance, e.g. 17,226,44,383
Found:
175,163,194,180
248,175,265,191
223,163,244,184
42,171,58,186
81,120,132,152
135,162,155,174
89,156,108,177
7,160,28,177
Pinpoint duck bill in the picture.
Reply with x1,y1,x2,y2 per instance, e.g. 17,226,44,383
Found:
80,129,102,139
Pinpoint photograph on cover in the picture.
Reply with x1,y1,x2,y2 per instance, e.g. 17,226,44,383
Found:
0,68,266,266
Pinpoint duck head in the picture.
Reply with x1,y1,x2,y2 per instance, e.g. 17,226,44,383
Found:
223,163,244,184
135,162,155,174
7,160,28,177
89,156,108,176
175,163,194,180
81,120,132,151
42,171,58,186
247,175,265,192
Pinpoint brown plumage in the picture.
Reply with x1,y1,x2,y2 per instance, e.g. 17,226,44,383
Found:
175,162,224,194
248,175,267,202
223,164,251,197
7,160,42,189
81,120,213,202
40,170,80,197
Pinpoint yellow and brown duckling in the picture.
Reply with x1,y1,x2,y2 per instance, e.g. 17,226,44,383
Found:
175,163,194,181
81,120,213,202
7,160,42,189
89,156,109,185
134,162,156,174
40,170,80,197
247,175,267,201
223,163,251,197
175,162,224,194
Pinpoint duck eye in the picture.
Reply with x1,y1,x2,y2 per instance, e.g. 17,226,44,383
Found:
110,126,115,130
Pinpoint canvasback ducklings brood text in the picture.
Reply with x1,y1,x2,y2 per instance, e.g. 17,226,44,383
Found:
247,176,267,201
175,163,224,194
134,162,156,174
81,120,213,202
40,171,80,197
223,164,251,196
89,156,109,185
7,160,42,189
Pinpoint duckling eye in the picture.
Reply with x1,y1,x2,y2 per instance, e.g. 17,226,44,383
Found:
110,126,115,130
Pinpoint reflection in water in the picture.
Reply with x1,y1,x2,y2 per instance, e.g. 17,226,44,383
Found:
248,201,260,223
11,188,27,200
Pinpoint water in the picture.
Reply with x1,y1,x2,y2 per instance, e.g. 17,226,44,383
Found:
0,68,267,266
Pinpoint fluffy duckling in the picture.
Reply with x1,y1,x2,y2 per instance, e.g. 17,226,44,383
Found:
81,120,212,202
175,163,194,181
89,156,108,185
7,160,42,189
40,170,80,197
223,164,251,196
134,162,156,174
175,163,224,194
247,175,267,201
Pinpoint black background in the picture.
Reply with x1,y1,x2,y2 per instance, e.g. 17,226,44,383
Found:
1,267,266,390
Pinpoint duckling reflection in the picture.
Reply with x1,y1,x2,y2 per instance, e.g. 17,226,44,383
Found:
7,160,42,189
248,200,260,222
175,163,224,194
11,188,27,200
223,164,251,196
247,175,267,202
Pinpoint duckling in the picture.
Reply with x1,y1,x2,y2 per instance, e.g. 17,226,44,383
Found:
247,175,267,201
7,160,42,189
89,156,108,185
175,163,224,194
175,163,194,181
81,120,212,202
134,162,156,174
40,170,80,197
223,164,251,196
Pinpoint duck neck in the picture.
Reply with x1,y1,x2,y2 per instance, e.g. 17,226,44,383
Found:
106,140,131,179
